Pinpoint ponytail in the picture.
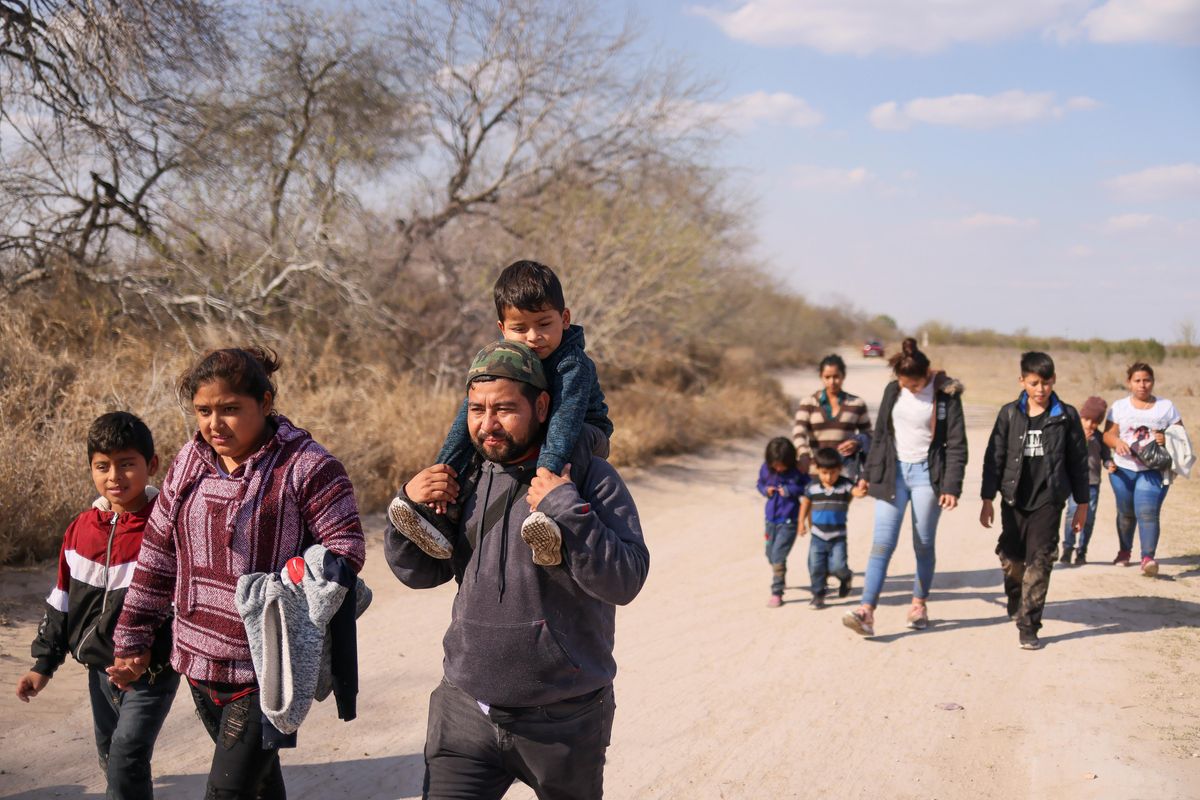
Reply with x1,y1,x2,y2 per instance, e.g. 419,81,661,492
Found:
178,346,281,407
888,337,930,379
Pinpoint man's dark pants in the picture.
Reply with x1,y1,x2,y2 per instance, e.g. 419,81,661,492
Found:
996,502,1063,635
423,679,615,800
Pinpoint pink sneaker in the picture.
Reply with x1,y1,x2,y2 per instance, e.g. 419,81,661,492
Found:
767,594,783,608
1141,557,1159,578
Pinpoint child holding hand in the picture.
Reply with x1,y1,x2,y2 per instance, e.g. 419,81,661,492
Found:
757,437,808,608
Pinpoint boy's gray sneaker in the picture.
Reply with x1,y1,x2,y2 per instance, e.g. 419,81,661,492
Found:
387,497,453,559
1019,633,1041,650
520,511,563,566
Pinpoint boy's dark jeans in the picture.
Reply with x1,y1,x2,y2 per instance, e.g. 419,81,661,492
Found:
423,678,614,800
807,535,851,596
87,665,180,800
996,502,1063,635
188,680,285,800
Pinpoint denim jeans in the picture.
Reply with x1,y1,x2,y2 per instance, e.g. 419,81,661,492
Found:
765,520,798,596
861,460,942,608
87,665,180,800
1109,467,1170,558
1062,484,1100,554
808,535,851,596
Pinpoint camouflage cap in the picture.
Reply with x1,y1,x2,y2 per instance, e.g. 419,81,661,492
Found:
466,340,547,391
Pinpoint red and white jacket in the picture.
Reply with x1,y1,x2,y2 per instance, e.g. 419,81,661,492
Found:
31,488,172,676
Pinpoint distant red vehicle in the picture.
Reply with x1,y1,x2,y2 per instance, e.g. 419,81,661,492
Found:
862,340,885,358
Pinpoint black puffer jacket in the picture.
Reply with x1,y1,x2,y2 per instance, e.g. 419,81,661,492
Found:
865,373,968,501
981,392,1090,507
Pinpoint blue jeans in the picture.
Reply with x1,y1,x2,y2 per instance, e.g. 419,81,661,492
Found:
1109,467,1170,558
808,535,851,596
1062,484,1100,553
765,520,798,596
862,460,942,608
88,665,180,800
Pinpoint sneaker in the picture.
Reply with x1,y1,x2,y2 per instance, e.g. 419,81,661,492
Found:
838,575,853,598
906,603,929,631
387,497,453,559
1141,557,1159,578
1112,550,1131,567
1074,550,1087,566
1019,634,1041,651
809,594,826,610
1006,593,1020,621
520,512,563,566
767,594,783,608
1058,548,1073,565
842,608,874,637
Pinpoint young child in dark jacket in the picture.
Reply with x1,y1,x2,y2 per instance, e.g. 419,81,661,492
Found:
979,352,1090,650
757,437,809,607
15,412,178,800
389,260,613,568
1059,396,1114,566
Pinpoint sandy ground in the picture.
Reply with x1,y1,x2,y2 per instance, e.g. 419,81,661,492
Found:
4,354,1200,798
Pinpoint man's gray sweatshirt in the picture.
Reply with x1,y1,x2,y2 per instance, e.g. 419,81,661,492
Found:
385,450,649,708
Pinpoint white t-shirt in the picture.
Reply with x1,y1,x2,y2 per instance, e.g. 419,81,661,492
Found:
893,381,935,463
1107,396,1182,472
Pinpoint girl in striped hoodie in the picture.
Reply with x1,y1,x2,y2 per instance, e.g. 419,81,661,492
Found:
111,348,365,800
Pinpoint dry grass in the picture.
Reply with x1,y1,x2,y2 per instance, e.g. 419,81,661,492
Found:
0,312,787,564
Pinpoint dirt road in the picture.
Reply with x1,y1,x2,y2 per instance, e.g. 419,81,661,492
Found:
4,356,1200,798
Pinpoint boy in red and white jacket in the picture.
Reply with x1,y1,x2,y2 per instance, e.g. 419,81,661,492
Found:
16,412,177,800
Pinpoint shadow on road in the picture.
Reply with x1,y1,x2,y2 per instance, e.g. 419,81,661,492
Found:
1,754,426,800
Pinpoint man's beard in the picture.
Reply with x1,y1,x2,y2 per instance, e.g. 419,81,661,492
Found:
472,422,540,463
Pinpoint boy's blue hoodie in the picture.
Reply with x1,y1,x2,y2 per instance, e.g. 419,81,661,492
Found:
437,324,613,476
756,464,807,523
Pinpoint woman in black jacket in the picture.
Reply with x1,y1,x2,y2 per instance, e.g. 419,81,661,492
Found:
843,338,967,637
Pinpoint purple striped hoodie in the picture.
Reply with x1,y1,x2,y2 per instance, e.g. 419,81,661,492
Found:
113,415,365,684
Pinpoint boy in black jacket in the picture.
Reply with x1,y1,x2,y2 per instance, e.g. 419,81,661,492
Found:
15,412,177,799
980,352,1090,650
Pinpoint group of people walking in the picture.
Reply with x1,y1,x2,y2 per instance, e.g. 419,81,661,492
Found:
761,339,1192,650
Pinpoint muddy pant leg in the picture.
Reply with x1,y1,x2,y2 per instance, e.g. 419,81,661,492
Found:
189,683,285,800
88,667,120,776
1014,503,1063,635
996,504,1027,618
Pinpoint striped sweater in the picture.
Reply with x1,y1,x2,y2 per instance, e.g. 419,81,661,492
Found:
792,390,873,466
113,415,365,684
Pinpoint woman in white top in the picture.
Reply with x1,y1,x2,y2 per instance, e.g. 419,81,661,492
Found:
842,339,968,637
1102,362,1184,577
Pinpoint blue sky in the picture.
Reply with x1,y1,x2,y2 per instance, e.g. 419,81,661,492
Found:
620,1,1200,341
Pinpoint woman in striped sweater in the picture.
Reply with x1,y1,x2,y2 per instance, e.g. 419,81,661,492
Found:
792,354,873,481
110,348,366,800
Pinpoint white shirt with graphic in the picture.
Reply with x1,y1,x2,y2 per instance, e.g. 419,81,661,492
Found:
1107,396,1182,472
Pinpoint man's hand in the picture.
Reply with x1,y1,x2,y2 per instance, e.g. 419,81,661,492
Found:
979,499,994,528
106,651,150,689
15,671,49,702
939,494,958,510
404,464,459,507
528,465,572,512
1071,503,1089,533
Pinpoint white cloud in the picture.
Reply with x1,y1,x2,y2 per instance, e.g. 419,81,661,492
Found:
1105,212,1157,232
1079,0,1200,45
1106,163,1200,200
689,0,1089,54
791,164,875,190
961,213,1039,229
869,90,1098,130
719,91,825,131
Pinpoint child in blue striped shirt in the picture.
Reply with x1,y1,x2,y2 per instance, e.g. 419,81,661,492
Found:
800,447,867,609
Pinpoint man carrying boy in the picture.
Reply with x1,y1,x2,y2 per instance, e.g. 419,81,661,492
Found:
800,447,867,610
15,412,178,799
980,352,1090,650
389,259,612,568
1060,396,1113,566
386,341,648,799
